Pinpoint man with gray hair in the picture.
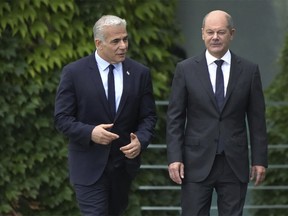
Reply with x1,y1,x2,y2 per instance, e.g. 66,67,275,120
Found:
55,15,157,215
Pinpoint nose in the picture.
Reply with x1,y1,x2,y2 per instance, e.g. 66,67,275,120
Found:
212,32,219,39
119,40,127,49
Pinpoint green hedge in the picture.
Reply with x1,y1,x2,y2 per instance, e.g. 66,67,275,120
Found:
0,0,181,215
251,34,288,216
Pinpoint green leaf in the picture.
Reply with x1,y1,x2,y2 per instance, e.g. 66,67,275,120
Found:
30,21,48,38
0,2,10,17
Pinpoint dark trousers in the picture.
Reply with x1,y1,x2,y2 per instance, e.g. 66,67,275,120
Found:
181,154,248,216
73,159,133,216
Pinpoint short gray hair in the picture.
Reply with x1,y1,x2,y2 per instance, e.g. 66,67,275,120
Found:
93,15,127,41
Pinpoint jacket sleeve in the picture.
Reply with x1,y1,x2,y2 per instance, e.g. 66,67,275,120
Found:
247,65,268,167
54,64,94,146
166,63,187,164
135,68,157,150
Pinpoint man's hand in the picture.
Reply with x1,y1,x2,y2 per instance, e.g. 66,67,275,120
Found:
120,133,141,159
168,162,184,184
91,124,119,145
250,165,266,186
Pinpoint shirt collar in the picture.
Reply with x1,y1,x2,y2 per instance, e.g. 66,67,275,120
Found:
95,50,122,71
205,50,231,65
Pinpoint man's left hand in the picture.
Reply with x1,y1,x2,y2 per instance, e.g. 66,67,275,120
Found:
250,165,266,186
120,133,141,159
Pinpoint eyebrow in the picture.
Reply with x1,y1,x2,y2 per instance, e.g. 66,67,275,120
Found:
110,35,128,42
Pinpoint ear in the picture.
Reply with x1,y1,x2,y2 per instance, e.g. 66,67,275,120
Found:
230,28,236,40
201,28,205,40
95,39,102,49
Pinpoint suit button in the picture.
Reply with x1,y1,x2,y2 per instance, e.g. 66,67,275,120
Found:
219,117,222,121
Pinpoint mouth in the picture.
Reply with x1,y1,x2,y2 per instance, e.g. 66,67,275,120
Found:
211,43,221,47
118,53,126,57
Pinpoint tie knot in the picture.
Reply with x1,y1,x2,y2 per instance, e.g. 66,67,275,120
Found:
215,60,224,67
108,64,114,72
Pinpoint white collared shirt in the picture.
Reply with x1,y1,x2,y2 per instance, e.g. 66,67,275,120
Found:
95,51,123,112
205,50,231,96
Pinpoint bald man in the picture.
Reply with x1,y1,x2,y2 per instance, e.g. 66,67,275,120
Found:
166,10,268,215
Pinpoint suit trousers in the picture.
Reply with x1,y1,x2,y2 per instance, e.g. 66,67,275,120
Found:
73,158,133,216
181,154,248,216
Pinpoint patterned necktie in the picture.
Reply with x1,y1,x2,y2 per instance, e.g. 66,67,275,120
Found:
215,60,224,110
108,64,116,118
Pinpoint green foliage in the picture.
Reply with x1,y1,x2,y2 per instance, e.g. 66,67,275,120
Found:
0,0,181,215
0,1,89,215
251,34,288,216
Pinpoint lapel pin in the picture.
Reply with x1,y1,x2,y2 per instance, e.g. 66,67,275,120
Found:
126,71,130,75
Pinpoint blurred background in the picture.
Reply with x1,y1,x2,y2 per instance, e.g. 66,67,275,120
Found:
0,0,287,215
177,0,288,89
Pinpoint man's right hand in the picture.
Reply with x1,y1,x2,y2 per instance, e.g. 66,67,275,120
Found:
168,162,184,184
91,124,119,145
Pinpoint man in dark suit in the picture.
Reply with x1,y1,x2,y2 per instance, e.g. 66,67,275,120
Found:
166,10,268,216
54,15,157,216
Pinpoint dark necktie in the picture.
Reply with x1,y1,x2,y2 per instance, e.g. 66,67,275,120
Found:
108,64,116,118
214,60,225,154
215,60,224,110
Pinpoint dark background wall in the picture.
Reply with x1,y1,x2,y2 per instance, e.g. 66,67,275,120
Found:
176,0,288,89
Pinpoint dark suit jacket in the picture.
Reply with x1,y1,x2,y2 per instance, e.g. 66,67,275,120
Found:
54,53,157,185
166,51,268,183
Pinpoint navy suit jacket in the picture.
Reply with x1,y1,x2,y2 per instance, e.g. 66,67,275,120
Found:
166,51,268,183
54,53,157,185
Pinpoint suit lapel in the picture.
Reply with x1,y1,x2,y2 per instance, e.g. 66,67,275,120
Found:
222,53,242,110
87,54,113,120
115,60,131,121
195,52,243,113
195,54,219,111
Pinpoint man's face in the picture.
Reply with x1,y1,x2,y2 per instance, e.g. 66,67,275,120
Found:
202,13,235,59
96,25,128,64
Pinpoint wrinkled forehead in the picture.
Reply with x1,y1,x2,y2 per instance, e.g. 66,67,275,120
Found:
204,16,229,29
103,25,127,38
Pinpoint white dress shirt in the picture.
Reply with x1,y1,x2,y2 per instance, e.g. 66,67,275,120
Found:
205,50,231,96
95,51,123,112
